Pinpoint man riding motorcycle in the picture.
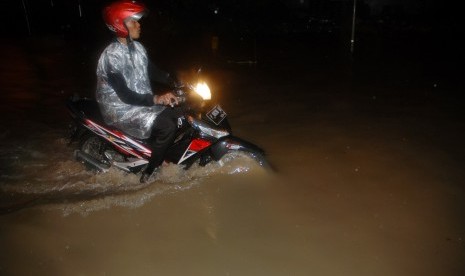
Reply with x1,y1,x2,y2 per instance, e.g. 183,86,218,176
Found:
97,0,180,183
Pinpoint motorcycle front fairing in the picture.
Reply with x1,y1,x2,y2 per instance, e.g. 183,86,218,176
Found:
174,134,267,170
169,108,266,169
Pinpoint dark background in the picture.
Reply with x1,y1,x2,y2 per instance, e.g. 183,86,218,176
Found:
2,0,464,100
5,1,464,59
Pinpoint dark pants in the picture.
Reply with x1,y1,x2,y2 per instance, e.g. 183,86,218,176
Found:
144,106,183,174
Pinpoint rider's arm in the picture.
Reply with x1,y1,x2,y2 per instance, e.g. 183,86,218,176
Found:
107,72,155,106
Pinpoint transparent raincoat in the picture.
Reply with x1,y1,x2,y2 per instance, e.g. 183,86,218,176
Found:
96,40,165,139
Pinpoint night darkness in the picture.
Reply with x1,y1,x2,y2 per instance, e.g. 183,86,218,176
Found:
4,0,464,84
6,1,463,36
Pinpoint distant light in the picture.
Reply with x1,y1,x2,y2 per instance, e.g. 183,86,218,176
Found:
214,9,219,15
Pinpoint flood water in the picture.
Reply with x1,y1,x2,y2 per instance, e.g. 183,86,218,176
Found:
1,34,464,275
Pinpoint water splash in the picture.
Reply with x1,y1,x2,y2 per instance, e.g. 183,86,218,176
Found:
1,132,268,216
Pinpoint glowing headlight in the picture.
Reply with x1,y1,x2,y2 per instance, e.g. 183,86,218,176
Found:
194,82,211,100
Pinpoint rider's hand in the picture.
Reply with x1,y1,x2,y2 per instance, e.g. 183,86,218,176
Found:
154,92,178,106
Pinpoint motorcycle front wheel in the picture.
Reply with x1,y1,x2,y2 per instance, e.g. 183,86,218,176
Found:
217,150,274,173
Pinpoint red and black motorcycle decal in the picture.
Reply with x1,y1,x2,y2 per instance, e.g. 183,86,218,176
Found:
178,138,211,164
84,119,151,159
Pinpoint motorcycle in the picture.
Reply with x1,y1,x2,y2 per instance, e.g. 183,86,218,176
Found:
66,80,271,176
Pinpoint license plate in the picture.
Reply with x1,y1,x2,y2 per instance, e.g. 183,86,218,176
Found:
206,105,227,125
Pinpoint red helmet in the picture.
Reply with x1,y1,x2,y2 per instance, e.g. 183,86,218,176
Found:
103,0,147,37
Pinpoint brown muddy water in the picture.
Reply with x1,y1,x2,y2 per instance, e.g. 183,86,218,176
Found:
0,37,464,276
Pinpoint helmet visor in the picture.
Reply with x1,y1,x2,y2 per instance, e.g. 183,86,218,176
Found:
126,10,146,22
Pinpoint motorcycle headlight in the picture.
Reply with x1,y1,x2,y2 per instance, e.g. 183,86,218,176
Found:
193,82,211,100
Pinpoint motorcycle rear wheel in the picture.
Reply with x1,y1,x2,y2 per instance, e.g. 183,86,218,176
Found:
79,135,110,166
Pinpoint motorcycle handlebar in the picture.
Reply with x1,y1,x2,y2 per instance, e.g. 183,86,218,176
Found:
169,81,208,107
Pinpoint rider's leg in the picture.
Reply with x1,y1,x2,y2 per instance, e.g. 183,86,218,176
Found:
141,107,182,182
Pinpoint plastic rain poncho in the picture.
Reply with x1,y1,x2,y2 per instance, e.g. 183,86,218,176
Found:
96,40,165,139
